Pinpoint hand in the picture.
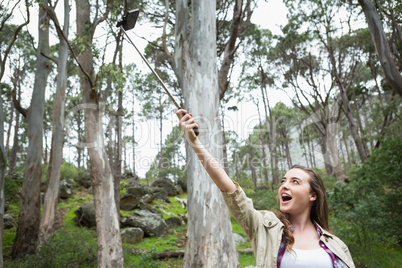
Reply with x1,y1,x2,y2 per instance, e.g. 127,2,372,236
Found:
176,109,199,143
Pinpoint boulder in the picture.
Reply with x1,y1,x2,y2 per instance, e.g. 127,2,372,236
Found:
138,202,162,217
120,194,140,211
121,227,144,244
75,172,91,189
3,214,16,229
141,193,154,204
233,233,247,245
176,179,187,192
165,217,184,227
121,210,166,237
175,184,184,195
74,202,96,228
151,178,177,196
59,179,73,199
150,187,170,203
126,183,149,199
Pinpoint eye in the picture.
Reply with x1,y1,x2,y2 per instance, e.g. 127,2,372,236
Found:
281,179,286,184
292,179,299,184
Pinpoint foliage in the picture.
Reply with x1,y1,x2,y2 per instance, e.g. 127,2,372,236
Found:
245,187,279,211
145,126,186,183
5,228,97,268
126,249,161,268
330,137,402,267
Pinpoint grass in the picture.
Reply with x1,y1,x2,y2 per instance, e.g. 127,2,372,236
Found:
8,185,401,268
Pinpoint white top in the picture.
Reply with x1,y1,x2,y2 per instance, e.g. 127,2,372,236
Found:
280,247,333,268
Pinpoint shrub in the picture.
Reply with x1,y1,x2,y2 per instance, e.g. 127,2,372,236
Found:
6,228,97,268
330,137,402,267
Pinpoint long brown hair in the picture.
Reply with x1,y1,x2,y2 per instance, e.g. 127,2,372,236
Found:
276,164,331,251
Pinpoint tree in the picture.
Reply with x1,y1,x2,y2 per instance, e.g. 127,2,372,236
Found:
75,0,124,266
271,16,345,178
0,83,5,268
39,0,70,245
357,0,402,97
174,1,239,266
237,26,277,185
271,102,296,170
0,2,30,260
12,0,51,258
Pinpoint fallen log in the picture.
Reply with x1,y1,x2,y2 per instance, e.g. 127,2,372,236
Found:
131,248,254,259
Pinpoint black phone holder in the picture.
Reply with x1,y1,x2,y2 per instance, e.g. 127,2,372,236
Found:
116,9,139,31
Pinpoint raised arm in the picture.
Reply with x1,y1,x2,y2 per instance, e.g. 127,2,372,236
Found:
176,109,237,193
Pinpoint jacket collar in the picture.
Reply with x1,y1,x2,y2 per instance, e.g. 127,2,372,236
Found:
314,221,334,239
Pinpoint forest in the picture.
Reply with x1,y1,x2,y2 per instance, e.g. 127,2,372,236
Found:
0,0,401,267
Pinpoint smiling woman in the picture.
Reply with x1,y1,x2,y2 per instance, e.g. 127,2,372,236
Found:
176,109,356,268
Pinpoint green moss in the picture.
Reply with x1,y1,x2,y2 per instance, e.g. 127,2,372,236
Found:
127,225,187,252
153,194,187,219
239,252,256,267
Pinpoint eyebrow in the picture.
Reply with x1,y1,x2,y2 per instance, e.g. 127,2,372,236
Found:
281,176,302,181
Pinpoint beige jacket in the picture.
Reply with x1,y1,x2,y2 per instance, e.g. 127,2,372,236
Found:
221,184,355,268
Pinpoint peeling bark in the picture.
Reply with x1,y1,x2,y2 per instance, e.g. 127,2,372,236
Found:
39,0,69,245
12,1,50,258
175,1,239,267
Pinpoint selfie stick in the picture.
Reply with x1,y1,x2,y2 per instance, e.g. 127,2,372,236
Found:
116,9,199,135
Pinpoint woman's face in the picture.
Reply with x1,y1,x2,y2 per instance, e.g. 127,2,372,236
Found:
278,168,316,215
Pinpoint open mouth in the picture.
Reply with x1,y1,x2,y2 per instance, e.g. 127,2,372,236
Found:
281,193,292,202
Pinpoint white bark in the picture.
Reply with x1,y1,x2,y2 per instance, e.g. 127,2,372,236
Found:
39,0,69,245
12,1,50,257
75,0,124,266
0,86,5,267
175,1,239,267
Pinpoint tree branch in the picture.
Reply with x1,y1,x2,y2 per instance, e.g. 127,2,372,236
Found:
12,87,27,118
44,5,95,89
358,0,402,97
218,0,255,100
0,0,30,82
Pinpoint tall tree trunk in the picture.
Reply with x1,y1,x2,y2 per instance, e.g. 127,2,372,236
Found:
220,106,230,174
175,1,239,267
260,76,279,185
342,134,352,167
76,0,124,266
132,91,136,177
157,95,163,173
358,0,402,97
39,0,69,245
256,101,269,183
5,90,13,156
9,75,21,177
326,121,344,178
12,1,50,258
76,110,83,168
283,136,292,169
310,139,317,168
0,84,5,267
115,89,122,212
335,71,368,163
319,135,334,176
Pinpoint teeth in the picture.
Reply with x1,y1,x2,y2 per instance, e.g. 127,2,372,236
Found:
281,193,292,201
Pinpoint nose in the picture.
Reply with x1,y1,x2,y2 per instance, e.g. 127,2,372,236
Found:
279,180,290,191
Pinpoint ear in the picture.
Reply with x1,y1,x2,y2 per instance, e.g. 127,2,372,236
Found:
309,193,317,202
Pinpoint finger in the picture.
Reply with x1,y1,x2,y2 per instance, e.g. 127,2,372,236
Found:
176,109,188,119
185,123,199,132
